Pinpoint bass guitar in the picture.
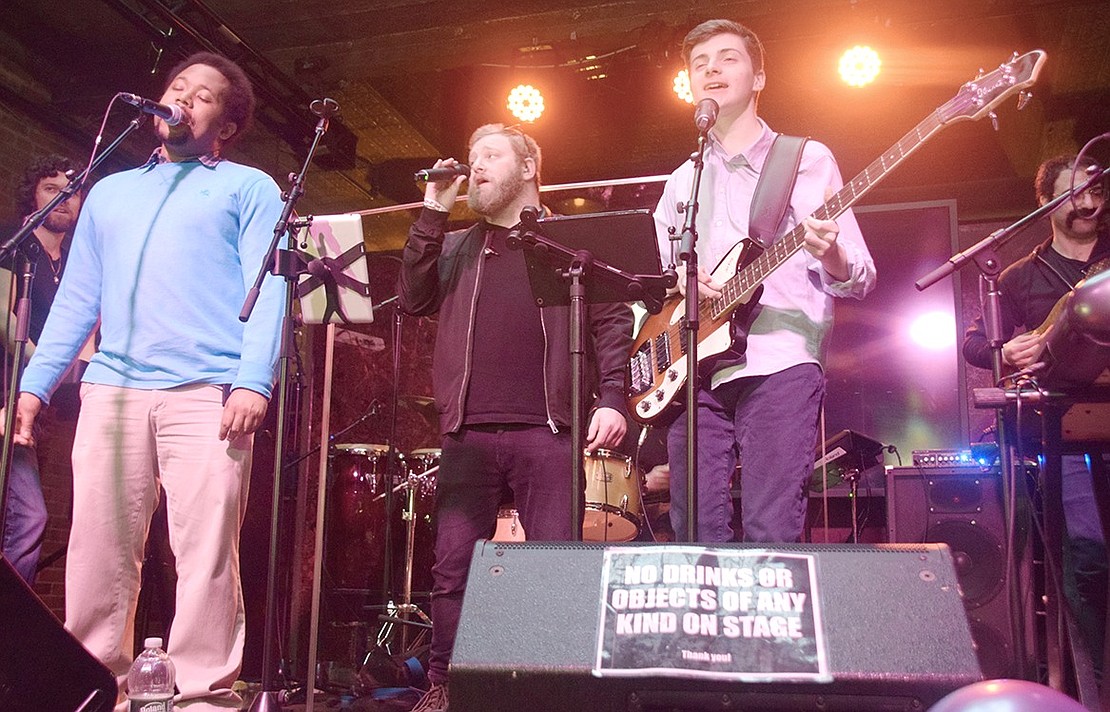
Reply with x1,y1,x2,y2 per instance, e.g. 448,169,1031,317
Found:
629,50,1047,425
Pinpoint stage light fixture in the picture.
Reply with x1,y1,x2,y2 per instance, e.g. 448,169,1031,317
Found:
909,310,956,351
507,83,545,123
672,69,694,104
839,45,882,87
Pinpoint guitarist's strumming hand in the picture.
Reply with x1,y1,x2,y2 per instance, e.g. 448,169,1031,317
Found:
802,216,850,282
676,264,724,301
1002,331,1045,369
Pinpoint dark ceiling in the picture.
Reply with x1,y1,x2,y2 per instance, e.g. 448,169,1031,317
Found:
2,0,1109,250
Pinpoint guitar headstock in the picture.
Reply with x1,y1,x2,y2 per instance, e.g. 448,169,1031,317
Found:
939,50,1047,124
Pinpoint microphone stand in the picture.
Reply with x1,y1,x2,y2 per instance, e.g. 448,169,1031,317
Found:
674,128,711,542
0,115,147,538
509,207,587,539
509,208,671,541
243,98,338,712
914,164,1110,686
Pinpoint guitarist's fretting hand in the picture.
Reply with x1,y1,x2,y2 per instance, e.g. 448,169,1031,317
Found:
801,216,850,282
1002,331,1045,369
676,264,724,301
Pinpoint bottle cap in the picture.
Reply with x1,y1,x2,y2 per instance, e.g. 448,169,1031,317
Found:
143,637,164,649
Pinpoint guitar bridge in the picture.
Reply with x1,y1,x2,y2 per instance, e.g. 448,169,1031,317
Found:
630,341,655,397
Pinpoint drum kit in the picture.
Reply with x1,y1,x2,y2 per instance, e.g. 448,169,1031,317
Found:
325,439,648,603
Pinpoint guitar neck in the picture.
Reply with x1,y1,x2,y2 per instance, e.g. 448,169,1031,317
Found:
715,109,949,314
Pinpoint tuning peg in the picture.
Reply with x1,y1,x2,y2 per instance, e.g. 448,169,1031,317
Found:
1017,90,1032,111
988,110,999,131
977,67,985,79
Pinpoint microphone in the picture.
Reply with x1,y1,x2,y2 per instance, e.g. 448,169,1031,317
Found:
119,93,188,126
507,205,542,249
414,164,470,182
694,98,719,133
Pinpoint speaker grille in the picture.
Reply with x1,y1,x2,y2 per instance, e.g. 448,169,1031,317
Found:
453,542,981,711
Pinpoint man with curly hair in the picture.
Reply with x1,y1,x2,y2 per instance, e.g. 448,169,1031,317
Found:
1,154,84,585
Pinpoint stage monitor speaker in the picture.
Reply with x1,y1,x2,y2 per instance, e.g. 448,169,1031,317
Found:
452,542,981,711
886,465,1034,679
0,556,117,711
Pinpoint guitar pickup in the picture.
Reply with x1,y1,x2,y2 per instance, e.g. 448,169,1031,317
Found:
654,332,672,371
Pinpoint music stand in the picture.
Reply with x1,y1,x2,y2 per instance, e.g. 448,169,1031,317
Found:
510,207,672,540
294,214,374,712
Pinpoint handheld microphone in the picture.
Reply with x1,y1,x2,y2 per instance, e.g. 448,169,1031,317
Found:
694,98,719,133
119,93,188,126
414,164,470,182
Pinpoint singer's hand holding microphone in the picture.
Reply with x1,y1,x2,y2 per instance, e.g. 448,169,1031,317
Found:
416,158,469,212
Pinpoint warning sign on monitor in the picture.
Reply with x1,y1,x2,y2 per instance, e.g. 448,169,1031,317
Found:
594,546,830,681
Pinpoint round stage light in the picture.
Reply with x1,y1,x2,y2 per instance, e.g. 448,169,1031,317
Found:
839,45,882,87
672,69,694,104
507,84,545,123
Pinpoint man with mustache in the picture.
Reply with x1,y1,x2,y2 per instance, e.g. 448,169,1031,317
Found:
963,153,1110,671
399,123,632,712
1,155,84,585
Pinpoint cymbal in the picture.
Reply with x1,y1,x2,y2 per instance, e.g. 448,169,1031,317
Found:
399,394,438,422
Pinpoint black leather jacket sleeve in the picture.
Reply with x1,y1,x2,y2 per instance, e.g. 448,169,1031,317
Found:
398,207,451,316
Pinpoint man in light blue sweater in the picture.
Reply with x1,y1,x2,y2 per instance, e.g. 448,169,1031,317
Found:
12,52,285,711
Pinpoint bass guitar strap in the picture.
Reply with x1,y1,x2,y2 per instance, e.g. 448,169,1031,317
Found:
748,134,808,247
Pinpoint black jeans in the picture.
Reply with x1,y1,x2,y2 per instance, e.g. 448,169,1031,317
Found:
428,425,579,684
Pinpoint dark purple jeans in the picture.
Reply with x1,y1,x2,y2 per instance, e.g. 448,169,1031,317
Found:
428,425,578,684
668,363,825,543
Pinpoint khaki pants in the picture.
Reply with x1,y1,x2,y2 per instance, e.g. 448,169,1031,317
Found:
64,383,253,711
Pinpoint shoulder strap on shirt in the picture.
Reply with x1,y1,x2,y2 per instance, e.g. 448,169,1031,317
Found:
748,134,808,247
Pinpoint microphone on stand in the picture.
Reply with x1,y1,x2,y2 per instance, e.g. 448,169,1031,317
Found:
694,98,719,133
118,93,188,126
414,164,470,182
507,205,542,249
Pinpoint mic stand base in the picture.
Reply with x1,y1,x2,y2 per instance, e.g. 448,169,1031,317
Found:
248,690,287,712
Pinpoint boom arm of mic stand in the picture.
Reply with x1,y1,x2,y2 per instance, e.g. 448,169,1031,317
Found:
915,166,1110,292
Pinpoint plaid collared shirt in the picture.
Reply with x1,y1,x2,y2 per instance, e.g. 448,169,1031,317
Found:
142,146,223,168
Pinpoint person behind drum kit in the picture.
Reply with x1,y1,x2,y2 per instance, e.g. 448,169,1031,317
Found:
8,52,285,710
398,123,632,712
656,19,876,544
1,155,85,586
963,153,1110,671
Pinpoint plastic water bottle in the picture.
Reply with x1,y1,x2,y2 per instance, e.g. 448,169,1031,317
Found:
126,637,176,712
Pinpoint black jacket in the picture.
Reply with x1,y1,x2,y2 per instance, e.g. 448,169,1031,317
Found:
962,235,1110,370
398,208,633,435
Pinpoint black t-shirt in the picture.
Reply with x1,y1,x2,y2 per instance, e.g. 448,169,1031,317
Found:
1,234,67,346
463,223,549,426
962,233,1110,370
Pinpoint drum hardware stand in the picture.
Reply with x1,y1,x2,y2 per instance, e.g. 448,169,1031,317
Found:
241,98,339,712
0,110,147,537
366,462,436,653
841,468,862,544
353,291,436,688
396,464,435,650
